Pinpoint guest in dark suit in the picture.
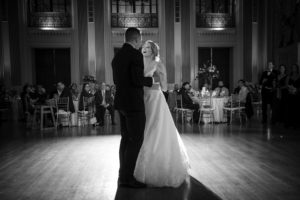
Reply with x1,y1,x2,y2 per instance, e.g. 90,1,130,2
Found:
94,82,115,126
112,27,156,188
180,82,200,122
53,82,75,113
259,62,277,124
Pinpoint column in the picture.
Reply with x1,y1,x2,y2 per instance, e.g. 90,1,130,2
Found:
94,0,105,82
165,0,175,83
77,0,89,78
181,0,190,83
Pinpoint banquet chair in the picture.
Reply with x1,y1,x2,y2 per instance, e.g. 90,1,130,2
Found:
32,99,56,130
0,100,10,122
56,97,71,127
223,95,246,124
174,94,194,123
198,97,215,125
78,96,95,126
251,93,262,117
167,91,177,112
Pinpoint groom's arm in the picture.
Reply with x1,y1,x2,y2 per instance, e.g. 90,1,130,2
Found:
130,52,153,87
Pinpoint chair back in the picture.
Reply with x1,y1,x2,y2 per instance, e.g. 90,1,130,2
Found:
175,94,183,108
83,96,95,111
47,98,57,108
57,97,69,112
199,97,212,109
226,94,241,108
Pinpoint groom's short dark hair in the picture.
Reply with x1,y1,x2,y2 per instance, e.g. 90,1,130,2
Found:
125,27,141,42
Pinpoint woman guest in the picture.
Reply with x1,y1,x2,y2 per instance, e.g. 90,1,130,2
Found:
273,65,288,124
78,83,94,111
286,64,300,128
70,83,79,101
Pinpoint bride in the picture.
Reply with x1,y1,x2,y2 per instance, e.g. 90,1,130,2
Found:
134,40,190,187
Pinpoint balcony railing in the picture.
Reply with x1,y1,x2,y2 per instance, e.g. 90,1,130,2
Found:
28,12,72,28
111,13,158,28
196,13,235,28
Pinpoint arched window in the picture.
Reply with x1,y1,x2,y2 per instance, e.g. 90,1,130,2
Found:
111,0,158,28
196,0,235,28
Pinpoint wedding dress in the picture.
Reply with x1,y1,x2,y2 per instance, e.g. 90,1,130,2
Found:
134,60,190,187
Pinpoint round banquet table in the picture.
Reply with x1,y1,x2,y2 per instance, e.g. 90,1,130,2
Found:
193,97,229,123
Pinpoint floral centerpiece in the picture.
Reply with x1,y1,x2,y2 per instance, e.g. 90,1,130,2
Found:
196,60,220,87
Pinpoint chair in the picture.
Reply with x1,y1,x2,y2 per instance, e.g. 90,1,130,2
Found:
32,102,56,130
251,93,262,117
174,94,194,123
78,96,95,126
223,95,246,124
167,91,177,111
0,100,10,122
56,97,71,127
198,97,215,125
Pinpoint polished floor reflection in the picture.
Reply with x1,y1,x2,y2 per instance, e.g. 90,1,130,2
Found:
0,119,299,200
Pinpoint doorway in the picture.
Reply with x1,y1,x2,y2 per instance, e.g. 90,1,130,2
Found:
34,48,71,93
198,47,232,90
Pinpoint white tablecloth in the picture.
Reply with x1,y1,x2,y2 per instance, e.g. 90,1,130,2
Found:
194,97,229,123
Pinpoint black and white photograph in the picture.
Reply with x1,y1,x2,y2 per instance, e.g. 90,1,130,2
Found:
0,0,300,200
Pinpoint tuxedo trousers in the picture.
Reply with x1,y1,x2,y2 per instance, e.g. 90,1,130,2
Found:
118,110,146,181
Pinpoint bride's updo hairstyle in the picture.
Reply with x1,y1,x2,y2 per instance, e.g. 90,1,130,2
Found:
145,40,160,62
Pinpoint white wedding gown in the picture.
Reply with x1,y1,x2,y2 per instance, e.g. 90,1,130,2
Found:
134,60,190,187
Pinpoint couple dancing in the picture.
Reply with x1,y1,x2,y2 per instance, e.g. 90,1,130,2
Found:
112,28,190,188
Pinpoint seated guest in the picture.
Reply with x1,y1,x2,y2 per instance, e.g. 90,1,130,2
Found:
69,83,79,101
201,83,211,97
213,81,229,97
26,85,39,105
237,79,249,103
173,84,181,94
21,84,35,115
94,82,115,126
78,83,94,111
89,81,97,95
36,85,47,105
53,82,75,113
180,82,200,122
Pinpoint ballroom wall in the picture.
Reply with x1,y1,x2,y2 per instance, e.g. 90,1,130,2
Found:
0,0,289,91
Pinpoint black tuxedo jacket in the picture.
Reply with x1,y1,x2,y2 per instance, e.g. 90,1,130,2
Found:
112,43,153,111
259,70,277,91
94,90,114,107
180,89,194,108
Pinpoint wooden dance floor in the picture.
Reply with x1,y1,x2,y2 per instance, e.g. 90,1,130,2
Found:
0,120,300,200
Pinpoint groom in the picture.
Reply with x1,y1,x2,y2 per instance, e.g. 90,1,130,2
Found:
112,27,158,188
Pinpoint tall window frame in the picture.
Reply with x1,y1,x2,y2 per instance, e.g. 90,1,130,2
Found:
196,0,235,28
111,0,158,28
27,0,72,28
